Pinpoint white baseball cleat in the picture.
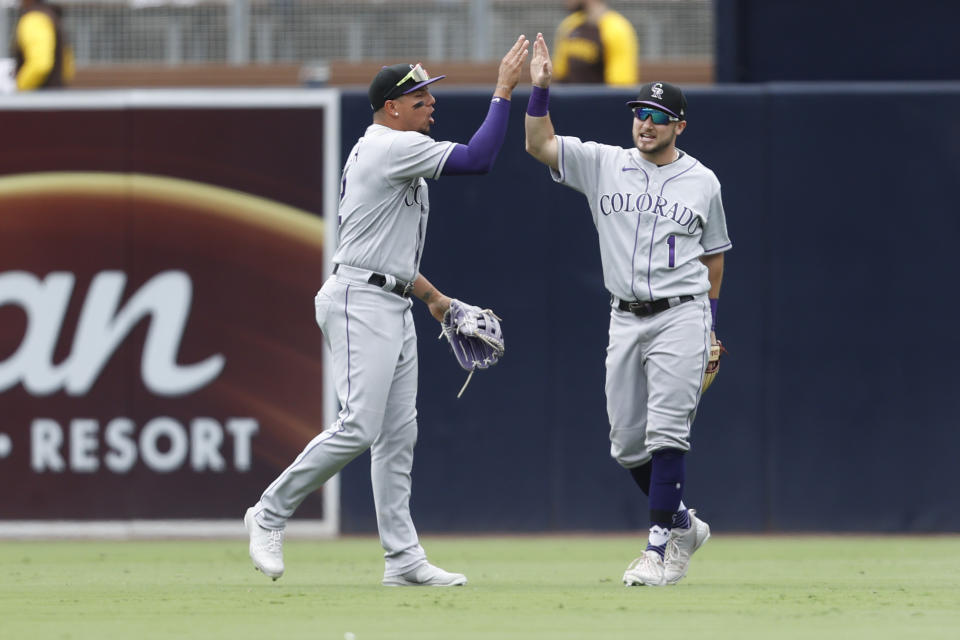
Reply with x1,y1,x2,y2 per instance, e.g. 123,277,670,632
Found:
622,550,667,587
664,508,711,585
382,562,467,587
244,505,285,581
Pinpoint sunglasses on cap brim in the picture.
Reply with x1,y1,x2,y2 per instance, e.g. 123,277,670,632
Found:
633,107,679,124
384,63,433,100
396,63,431,87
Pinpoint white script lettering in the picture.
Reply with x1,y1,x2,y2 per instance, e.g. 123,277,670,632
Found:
0,270,225,396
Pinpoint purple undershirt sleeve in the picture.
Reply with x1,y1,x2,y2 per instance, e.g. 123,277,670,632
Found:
441,97,511,175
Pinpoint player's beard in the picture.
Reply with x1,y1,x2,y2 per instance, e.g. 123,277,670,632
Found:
634,129,676,156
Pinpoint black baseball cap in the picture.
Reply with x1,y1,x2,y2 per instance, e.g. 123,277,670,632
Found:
368,63,446,111
626,81,687,120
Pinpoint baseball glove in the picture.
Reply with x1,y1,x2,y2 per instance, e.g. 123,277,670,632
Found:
439,298,505,397
701,339,727,393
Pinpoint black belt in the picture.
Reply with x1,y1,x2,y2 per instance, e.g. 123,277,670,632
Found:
333,264,413,298
367,273,413,298
615,295,694,317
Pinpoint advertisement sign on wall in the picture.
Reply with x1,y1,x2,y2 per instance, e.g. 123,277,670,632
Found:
0,90,340,536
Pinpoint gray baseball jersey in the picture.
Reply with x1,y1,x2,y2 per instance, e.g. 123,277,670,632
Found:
548,135,731,466
255,125,456,578
551,137,731,302
334,124,455,282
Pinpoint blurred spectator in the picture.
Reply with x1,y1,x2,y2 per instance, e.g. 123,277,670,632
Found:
12,0,74,90
553,0,639,85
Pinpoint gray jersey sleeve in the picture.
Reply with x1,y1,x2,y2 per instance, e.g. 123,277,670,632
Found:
699,178,732,254
385,131,456,182
549,136,604,196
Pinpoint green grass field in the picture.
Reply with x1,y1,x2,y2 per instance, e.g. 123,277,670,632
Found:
2,535,958,640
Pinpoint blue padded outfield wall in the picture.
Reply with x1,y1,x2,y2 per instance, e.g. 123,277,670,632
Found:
715,0,960,82
336,83,960,533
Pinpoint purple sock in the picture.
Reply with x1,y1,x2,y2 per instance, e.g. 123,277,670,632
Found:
648,449,686,528
672,508,690,529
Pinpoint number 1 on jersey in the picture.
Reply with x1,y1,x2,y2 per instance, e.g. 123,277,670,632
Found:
667,235,676,268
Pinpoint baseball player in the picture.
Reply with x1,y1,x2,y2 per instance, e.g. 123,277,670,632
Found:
524,34,730,586
244,36,530,587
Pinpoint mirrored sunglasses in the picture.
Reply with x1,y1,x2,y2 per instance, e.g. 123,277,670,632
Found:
396,63,431,88
634,107,679,124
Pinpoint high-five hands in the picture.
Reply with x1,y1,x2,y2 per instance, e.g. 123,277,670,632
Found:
495,35,531,97
530,32,553,89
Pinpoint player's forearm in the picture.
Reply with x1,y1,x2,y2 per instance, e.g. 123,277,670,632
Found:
412,274,451,322
412,274,442,304
525,115,559,169
524,85,559,169
441,97,511,175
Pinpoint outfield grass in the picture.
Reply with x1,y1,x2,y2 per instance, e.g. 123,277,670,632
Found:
1,535,958,640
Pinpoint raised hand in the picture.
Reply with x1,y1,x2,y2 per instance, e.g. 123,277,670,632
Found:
495,34,531,97
530,32,553,88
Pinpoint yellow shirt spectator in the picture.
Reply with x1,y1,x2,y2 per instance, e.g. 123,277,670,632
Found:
554,1,639,85
13,1,71,90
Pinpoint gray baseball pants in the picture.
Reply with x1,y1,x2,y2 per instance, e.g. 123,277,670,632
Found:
605,295,712,468
255,272,426,577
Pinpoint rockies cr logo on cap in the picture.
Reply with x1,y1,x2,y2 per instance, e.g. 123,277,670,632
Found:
626,81,687,121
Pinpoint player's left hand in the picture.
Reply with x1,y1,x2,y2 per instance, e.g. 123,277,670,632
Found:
427,295,452,323
701,333,727,393
439,299,505,397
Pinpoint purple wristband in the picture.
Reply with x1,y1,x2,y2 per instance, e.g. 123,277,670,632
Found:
709,298,718,332
526,86,550,117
